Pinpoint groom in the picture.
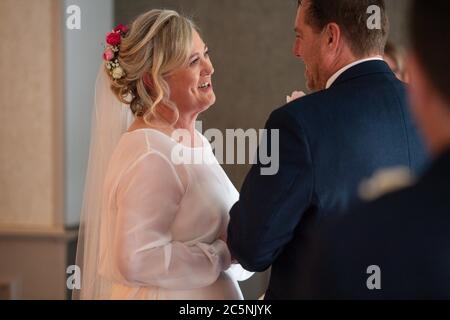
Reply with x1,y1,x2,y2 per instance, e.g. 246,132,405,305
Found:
227,0,428,299
296,0,450,299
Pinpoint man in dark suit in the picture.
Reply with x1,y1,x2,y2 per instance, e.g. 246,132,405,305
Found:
227,0,429,299
297,0,450,299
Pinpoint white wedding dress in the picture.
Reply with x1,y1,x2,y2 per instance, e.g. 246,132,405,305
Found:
97,128,251,300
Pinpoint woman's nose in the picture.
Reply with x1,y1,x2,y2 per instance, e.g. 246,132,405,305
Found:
202,59,214,76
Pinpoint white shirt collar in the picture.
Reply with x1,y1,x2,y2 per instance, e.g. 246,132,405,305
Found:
325,56,384,89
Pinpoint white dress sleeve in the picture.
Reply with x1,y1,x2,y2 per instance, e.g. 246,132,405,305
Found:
226,264,255,282
113,152,231,290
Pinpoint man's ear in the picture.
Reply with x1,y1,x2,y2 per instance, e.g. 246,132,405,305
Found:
325,23,341,53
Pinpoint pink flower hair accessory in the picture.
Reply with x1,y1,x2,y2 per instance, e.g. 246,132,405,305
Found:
103,24,129,80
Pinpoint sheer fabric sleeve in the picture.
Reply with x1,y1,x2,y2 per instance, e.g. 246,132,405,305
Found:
114,152,231,290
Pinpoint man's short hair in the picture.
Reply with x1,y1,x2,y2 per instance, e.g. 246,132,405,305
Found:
299,0,389,57
411,0,450,106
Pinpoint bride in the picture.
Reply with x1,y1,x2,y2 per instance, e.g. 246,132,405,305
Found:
75,9,252,300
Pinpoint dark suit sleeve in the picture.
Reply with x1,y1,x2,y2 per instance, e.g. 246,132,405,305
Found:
227,107,314,272
296,220,343,299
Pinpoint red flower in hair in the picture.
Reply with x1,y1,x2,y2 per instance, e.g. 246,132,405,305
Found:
114,24,129,35
106,32,121,46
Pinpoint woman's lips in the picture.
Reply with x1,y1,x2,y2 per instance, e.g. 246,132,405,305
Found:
198,82,212,91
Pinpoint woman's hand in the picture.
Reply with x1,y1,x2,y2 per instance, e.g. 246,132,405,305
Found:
286,90,306,103
218,234,238,264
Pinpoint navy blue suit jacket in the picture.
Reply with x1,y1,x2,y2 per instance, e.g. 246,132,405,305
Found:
298,148,450,299
227,61,429,299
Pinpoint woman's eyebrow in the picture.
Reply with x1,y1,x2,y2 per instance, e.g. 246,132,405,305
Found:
189,45,208,59
189,52,200,60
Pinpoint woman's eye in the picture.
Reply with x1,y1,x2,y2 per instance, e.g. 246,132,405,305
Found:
204,50,209,58
190,58,200,66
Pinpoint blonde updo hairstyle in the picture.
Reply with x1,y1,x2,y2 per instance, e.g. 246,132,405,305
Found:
110,9,198,125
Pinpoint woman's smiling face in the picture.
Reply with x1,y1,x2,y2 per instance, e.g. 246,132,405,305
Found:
165,29,215,116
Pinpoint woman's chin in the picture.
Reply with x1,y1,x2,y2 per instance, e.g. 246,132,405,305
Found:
202,95,216,110
201,102,215,113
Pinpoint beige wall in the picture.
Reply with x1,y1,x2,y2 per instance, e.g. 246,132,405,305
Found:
0,229,77,299
0,0,73,300
0,0,64,229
